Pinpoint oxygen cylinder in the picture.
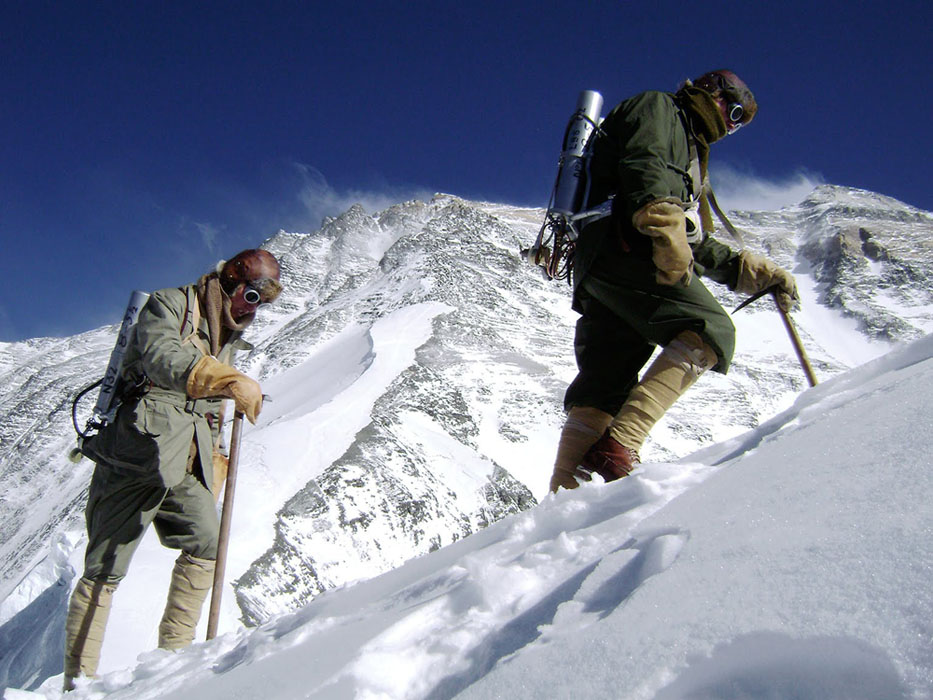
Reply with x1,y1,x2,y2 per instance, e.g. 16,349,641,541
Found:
92,290,150,423
552,90,603,216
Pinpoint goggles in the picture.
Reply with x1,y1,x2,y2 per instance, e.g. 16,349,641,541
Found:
241,277,283,306
726,102,745,134
701,72,746,133
727,103,744,123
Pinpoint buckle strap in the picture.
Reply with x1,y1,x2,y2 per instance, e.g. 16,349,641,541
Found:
146,387,215,415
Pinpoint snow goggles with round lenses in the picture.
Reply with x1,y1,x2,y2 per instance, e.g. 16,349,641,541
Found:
242,277,283,306
727,103,744,123
705,72,746,132
726,103,745,134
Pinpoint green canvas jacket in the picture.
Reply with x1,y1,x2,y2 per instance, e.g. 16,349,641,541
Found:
572,90,741,298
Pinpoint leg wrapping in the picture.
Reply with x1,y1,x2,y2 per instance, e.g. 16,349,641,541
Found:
609,331,717,451
549,406,613,492
158,552,216,650
63,577,117,689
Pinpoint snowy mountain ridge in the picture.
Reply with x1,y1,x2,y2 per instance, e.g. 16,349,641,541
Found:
1,184,932,692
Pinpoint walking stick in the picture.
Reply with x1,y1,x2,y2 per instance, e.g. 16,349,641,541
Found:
733,287,818,388
772,290,818,387
206,409,244,640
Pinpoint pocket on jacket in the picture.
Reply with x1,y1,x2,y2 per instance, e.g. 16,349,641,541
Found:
138,397,173,437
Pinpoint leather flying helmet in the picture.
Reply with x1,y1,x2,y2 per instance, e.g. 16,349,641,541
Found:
219,249,283,304
692,69,757,130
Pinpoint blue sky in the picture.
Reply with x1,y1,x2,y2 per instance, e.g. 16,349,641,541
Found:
1,0,930,341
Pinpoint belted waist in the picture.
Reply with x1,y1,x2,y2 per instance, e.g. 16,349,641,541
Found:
145,386,218,415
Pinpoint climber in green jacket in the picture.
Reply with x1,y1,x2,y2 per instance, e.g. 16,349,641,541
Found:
550,70,798,492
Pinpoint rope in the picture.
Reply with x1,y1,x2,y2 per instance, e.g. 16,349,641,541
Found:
705,182,746,248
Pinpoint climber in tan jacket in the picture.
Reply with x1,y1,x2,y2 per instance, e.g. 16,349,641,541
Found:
63,249,282,690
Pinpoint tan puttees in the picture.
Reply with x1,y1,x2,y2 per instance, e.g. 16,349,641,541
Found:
158,553,216,650
63,577,118,690
609,330,717,451
549,406,614,492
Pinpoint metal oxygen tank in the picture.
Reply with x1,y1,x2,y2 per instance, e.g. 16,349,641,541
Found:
551,89,604,216
92,290,150,424
522,89,604,281
69,290,150,462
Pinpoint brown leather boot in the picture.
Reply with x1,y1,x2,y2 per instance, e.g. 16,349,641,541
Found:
580,430,640,482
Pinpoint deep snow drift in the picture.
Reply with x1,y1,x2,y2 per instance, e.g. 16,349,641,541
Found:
10,332,932,699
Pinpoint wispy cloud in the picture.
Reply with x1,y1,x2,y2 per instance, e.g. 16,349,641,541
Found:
292,163,432,230
710,166,824,212
194,221,223,254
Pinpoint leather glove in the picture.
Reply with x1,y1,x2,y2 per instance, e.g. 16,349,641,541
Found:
186,355,263,423
211,451,229,499
632,200,694,286
735,250,799,312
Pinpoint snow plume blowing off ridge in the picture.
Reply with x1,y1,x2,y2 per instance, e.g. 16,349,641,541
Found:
710,166,824,212
1,185,932,698
293,162,433,229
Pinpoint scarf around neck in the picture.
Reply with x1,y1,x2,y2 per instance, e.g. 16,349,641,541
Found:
676,87,729,233
196,273,253,355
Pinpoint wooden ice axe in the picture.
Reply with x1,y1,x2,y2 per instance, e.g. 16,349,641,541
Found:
734,287,818,388
206,409,244,640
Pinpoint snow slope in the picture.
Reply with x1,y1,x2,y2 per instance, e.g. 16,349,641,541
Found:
3,185,933,698
12,333,931,700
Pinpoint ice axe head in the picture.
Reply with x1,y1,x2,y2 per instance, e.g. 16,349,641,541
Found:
732,286,774,314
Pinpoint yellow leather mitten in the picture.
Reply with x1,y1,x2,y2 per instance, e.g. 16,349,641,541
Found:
736,250,799,312
186,355,263,423
632,200,694,286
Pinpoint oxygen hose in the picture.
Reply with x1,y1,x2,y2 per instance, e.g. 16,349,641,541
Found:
71,378,103,439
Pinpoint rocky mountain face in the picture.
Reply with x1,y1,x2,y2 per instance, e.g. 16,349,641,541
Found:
229,198,560,623
0,327,114,603
1,185,931,629
797,188,933,340
730,186,933,342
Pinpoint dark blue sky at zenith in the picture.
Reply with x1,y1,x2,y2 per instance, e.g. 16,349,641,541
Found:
1,0,930,341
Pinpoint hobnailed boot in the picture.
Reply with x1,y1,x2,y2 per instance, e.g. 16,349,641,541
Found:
158,553,216,650
580,431,641,482
63,577,118,691
548,406,614,492
594,330,718,481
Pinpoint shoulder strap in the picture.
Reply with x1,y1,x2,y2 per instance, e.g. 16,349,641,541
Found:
706,186,746,248
677,105,745,247
180,286,212,357
676,106,703,202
